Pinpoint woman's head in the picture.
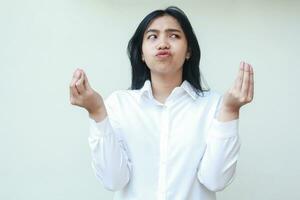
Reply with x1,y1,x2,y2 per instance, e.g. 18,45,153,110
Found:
142,14,190,80
127,6,208,94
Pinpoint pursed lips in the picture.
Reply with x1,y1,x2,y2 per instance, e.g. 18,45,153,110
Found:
156,50,171,58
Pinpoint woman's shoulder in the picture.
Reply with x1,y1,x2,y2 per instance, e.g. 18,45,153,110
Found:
197,89,222,100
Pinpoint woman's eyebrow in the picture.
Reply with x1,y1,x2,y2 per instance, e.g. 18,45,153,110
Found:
145,28,182,34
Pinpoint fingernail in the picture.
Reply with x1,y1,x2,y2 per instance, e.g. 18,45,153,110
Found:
240,61,244,69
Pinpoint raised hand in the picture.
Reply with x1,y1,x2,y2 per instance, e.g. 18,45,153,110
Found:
69,68,107,120
217,61,254,121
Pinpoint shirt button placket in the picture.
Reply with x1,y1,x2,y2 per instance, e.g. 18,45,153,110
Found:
158,105,169,200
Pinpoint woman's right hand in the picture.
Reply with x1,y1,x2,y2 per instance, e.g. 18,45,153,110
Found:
69,68,107,120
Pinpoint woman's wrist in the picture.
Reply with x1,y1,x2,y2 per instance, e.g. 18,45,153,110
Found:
217,106,239,122
88,106,107,122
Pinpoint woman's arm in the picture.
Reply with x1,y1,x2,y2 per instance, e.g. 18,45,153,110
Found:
197,61,254,191
197,116,240,192
88,112,131,191
69,69,131,191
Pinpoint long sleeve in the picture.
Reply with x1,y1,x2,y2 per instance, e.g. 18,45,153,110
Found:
197,118,240,192
197,94,241,192
88,111,132,191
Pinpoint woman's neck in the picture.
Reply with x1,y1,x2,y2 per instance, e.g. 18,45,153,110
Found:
150,72,182,104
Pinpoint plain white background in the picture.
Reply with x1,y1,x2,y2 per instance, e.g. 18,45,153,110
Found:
1,0,299,199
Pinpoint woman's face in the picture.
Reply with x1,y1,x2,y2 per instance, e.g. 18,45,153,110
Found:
142,15,190,77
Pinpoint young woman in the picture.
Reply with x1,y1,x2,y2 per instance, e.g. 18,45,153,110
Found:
69,6,254,200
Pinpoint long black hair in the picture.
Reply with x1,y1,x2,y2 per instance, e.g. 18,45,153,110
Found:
127,6,209,95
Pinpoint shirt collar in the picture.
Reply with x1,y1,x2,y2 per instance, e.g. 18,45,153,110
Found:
181,80,198,100
138,79,198,103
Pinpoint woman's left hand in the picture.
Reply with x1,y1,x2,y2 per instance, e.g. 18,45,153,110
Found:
217,61,254,122
222,61,254,113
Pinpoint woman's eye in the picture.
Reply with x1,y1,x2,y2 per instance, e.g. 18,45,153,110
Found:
147,35,157,39
170,34,179,38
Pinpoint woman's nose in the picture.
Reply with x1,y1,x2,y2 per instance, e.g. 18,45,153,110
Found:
156,38,170,50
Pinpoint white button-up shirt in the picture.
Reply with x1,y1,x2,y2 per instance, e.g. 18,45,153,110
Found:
88,80,240,200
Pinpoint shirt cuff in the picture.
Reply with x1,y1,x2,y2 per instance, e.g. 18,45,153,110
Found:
89,116,113,138
207,118,239,139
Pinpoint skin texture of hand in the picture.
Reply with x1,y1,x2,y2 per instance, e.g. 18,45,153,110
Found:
69,69,106,117
217,61,254,122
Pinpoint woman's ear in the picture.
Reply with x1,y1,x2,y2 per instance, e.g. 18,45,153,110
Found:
185,47,192,60
142,54,145,61
186,51,191,60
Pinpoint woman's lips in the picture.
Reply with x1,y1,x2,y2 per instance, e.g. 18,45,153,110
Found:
156,50,171,58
